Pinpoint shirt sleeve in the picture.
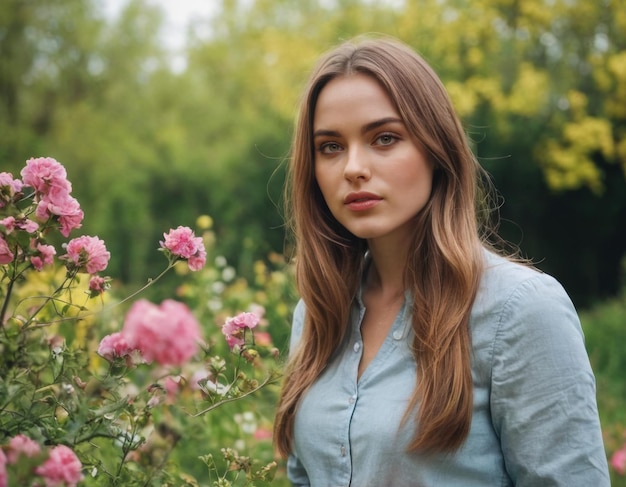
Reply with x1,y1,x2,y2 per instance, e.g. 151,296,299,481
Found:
287,451,311,487
286,299,311,486
489,273,610,486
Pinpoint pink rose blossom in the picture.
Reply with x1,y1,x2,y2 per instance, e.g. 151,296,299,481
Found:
62,236,110,274
0,449,7,487
612,445,626,475
88,275,109,296
1,216,39,235
20,157,68,195
122,299,202,366
0,172,23,192
6,435,41,464
17,219,39,233
222,312,260,350
187,245,207,271
22,158,83,237
35,188,83,237
97,332,136,361
34,445,83,487
0,235,14,265
0,172,23,208
0,217,15,233
30,242,56,271
57,209,84,237
160,226,206,271
160,226,200,258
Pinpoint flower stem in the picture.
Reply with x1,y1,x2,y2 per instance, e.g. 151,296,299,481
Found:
0,276,15,331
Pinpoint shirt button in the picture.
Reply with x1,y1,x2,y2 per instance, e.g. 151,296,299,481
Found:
340,445,347,457
348,396,356,404
392,330,403,340
353,342,361,352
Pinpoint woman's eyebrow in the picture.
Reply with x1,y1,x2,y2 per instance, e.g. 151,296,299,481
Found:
313,117,404,139
313,128,340,139
361,117,403,134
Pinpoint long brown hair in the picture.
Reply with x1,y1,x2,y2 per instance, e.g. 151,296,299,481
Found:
274,35,488,456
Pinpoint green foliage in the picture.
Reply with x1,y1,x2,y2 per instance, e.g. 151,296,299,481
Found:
1,0,624,304
0,247,291,485
581,291,626,483
1,156,293,485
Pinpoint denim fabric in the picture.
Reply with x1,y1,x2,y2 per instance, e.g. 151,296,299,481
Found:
287,250,610,487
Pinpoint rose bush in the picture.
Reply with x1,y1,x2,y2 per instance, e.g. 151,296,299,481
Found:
1,158,283,486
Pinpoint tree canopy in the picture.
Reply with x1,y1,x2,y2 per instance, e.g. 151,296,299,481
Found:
1,0,624,305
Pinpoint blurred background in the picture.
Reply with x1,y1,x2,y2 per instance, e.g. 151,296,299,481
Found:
2,0,625,482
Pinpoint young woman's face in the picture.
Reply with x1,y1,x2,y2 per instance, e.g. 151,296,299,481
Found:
313,73,434,246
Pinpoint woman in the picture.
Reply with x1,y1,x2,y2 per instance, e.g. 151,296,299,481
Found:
273,35,609,486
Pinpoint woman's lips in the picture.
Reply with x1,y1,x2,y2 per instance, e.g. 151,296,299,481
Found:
344,192,382,211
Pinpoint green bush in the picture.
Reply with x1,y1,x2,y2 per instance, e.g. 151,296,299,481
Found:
581,291,626,483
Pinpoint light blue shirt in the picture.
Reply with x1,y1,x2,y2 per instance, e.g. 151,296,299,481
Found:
287,250,610,486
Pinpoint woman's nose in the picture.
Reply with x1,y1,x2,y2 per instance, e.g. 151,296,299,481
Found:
343,146,371,181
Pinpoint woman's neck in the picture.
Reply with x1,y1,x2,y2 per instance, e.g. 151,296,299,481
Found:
365,240,408,299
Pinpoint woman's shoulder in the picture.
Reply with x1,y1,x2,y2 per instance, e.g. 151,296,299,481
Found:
474,248,580,328
473,248,581,339
478,248,568,303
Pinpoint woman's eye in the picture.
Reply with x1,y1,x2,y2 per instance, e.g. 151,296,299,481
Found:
320,142,342,154
376,134,397,146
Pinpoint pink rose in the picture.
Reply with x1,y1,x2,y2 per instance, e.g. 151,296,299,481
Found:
17,219,39,233
97,332,136,361
35,187,83,237
88,275,109,296
6,435,41,464
57,209,84,237
612,445,626,475
187,245,207,271
0,217,15,233
160,226,206,271
222,312,260,350
0,172,23,192
34,445,83,487
0,235,14,265
61,235,110,274
20,157,68,195
122,299,202,366
1,216,39,235
0,172,23,208
30,242,56,271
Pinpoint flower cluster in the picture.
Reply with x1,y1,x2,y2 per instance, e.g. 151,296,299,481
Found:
1,158,110,292
0,436,82,487
61,235,110,275
1,157,281,486
20,157,83,237
160,225,207,271
99,299,203,367
222,311,261,350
